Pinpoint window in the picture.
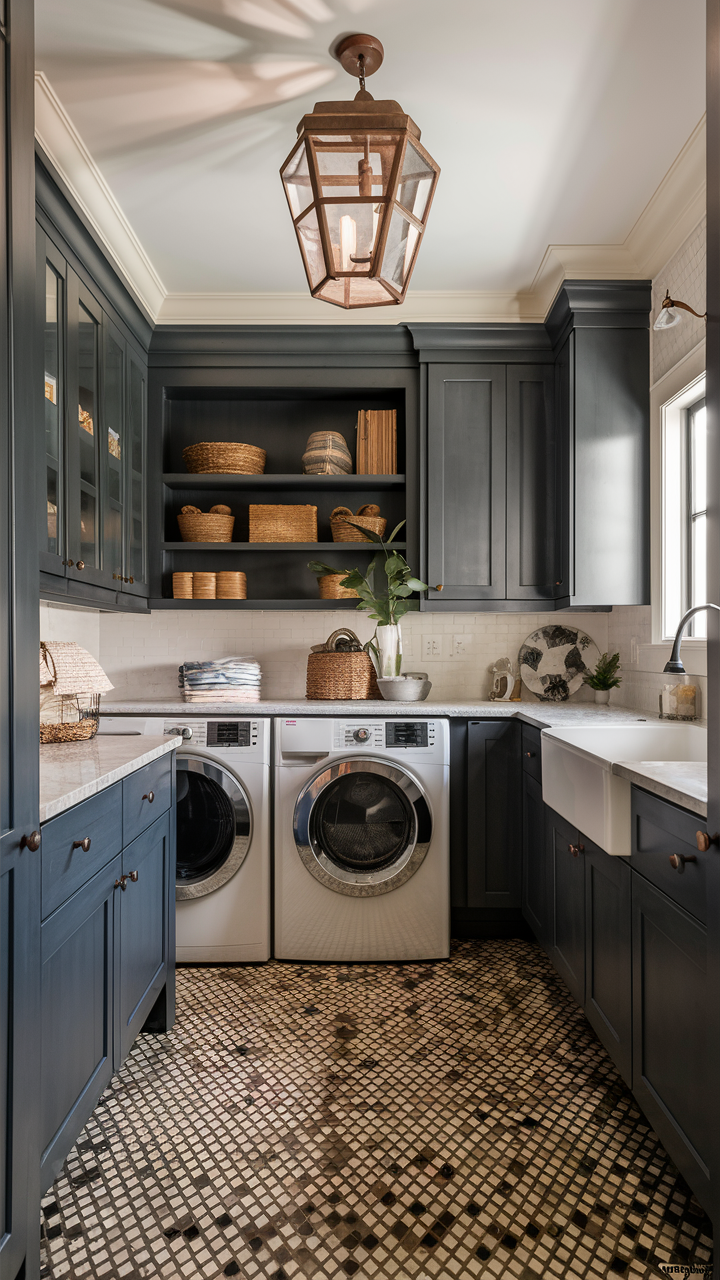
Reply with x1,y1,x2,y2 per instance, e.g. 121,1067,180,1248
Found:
662,377,707,640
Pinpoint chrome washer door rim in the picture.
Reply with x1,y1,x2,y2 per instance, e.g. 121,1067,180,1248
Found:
293,756,432,898
176,752,252,900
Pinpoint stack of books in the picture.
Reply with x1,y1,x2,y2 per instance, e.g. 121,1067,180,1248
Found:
356,409,397,474
178,657,262,703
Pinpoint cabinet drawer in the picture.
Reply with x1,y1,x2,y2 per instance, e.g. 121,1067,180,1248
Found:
631,788,709,924
41,784,123,920
521,724,542,781
123,754,172,846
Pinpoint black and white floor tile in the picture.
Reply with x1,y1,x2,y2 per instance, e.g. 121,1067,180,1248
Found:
41,940,714,1279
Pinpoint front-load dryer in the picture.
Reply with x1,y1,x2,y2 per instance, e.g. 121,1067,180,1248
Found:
274,716,450,962
100,716,271,962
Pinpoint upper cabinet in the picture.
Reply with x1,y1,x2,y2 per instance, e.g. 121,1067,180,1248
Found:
413,283,650,612
37,225,149,607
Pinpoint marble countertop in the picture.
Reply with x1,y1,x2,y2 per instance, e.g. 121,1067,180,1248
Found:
40,734,182,823
612,760,708,818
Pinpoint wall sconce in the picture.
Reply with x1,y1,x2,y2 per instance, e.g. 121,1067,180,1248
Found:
653,289,707,331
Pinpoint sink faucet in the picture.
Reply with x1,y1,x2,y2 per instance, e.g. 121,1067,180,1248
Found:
664,603,720,673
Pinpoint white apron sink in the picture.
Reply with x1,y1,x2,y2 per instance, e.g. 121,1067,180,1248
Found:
541,723,707,855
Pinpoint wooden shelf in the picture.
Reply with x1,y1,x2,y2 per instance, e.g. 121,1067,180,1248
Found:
162,473,404,491
162,542,405,552
149,598,361,610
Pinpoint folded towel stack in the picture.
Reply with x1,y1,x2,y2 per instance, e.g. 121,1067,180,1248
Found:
178,657,262,703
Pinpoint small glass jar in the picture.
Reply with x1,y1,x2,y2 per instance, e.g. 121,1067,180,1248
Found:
659,675,698,721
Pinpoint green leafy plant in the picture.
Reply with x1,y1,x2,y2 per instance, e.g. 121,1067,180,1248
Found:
582,651,622,691
308,519,427,664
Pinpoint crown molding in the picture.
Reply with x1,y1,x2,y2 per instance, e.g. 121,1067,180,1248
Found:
34,72,166,321
35,72,705,328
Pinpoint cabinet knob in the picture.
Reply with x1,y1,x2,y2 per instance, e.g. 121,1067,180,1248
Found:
525,751,536,758
20,830,41,852
76,560,85,571
72,836,91,852
62,559,74,567
434,584,443,592
568,843,584,857
128,870,139,883
128,577,134,584
115,875,128,891
669,853,698,873
696,831,712,852
142,790,155,803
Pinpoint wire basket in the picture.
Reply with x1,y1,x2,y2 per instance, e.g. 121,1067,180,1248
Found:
183,441,266,475
40,692,101,744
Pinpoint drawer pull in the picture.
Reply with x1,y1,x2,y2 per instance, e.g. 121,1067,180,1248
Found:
115,875,128,891
669,853,698,873
128,870,139,883
72,837,91,852
568,843,585,857
696,831,712,852
142,791,155,803
525,751,536,758
20,830,41,852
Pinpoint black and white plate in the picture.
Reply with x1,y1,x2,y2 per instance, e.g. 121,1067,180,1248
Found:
518,626,599,702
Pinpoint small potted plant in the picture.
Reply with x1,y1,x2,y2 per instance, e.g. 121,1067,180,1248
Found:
582,652,622,704
309,520,427,677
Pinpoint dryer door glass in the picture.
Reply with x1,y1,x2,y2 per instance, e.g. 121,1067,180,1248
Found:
176,769,235,885
311,770,414,871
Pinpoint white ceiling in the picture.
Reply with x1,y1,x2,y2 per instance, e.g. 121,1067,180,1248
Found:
35,0,706,315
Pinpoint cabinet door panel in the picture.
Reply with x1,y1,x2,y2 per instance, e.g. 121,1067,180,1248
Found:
103,318,125,584
584,845,631,1084
119,813,171,1061
521,774,550,948
124,345,148,595
466,721,521,908
40,856,119,1192
38,232,68,577
546,806,585,1003
506,364,561,599
632,874,710,1210
427,365,506,600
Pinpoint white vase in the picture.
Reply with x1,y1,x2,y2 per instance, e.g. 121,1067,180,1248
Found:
594,689,611,705
375,624,403,678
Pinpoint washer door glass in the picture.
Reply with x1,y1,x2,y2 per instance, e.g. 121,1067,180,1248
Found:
294,759,432,898
176,755,252,900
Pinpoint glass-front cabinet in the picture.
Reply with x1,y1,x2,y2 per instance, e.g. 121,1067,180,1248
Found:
37,227,148,600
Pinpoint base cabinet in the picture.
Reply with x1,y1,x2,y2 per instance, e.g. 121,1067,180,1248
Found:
584,848,632,1085
118,816,174,1063
521,772,551,950
546,807,586,1005
631,872,711,1209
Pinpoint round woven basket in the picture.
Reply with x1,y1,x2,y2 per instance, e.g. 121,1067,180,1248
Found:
302,430,352,476
183,441,266,475
40,717,98,744
172,572,193,599
306,651,381,700
318,573,359,600
330,513,387,542
217,571,247,599
193,572,217,599
177,512,235,542
249,504,317,543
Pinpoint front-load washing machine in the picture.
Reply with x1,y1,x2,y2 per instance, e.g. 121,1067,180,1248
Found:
100,716,271,962
274,716,450,962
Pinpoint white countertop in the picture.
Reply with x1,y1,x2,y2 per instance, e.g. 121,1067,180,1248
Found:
40,734,182,823
612,760,708,818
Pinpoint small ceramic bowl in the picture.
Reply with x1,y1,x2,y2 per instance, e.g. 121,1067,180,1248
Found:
377,676,432,702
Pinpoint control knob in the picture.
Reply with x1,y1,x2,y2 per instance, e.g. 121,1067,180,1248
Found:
353,727,371,743
167,725,193,739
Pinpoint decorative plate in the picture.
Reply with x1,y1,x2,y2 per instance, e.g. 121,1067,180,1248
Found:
518,625,600,702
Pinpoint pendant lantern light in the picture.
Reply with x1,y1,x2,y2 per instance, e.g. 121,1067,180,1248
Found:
280,34,440,310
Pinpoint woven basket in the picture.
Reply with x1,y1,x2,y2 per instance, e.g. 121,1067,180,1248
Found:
330,505,387,542
217,571,247,599
306,650,380,700
249,504,317,543
183,441,266,475
318,573,359,600
177,512,235,542
173,572,193,599
193,572,217,599
302,430,352,476
39,690,101,744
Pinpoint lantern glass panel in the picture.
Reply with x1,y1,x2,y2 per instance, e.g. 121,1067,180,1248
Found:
324,202,380,273
380,206,420,290
296,207,325,288
316,277,393,308
315,143,385,199
282,142,313,220
397,141,435,222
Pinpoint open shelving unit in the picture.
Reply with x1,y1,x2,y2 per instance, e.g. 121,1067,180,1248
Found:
149,375,417,609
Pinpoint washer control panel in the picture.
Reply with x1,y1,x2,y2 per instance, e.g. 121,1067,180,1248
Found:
331,721,438,750
386,721,433,749
162,720,259,749
333,722,384,749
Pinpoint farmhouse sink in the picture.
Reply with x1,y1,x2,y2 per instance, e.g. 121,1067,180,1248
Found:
541,723,707,855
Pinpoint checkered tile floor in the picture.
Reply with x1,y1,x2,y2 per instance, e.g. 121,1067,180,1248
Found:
41,940,714,1279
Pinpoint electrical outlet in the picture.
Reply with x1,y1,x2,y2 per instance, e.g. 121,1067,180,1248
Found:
452,633,473,658
422,634,443,660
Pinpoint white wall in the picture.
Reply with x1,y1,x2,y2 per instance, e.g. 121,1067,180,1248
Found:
97,607,609,704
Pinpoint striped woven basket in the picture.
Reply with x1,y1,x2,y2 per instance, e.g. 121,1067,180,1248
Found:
183,441,266,475
306,650,381,700
302,430,352,475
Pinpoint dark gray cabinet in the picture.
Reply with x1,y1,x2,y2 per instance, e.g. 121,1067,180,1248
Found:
506,364,562,600
522,771,551,950
584,846,632,1085
37,223,149,607
39,762,175,1196
631,873,710,1209
466,720,522,909
546,807,586,1004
